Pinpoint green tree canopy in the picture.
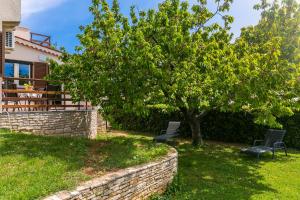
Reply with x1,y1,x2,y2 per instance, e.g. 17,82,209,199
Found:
234,0,300,127
50,0,300,146
242,0,300,63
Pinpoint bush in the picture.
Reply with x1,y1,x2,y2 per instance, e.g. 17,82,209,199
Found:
108,110,300,149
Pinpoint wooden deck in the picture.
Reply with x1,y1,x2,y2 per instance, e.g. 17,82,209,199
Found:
0,76,91,112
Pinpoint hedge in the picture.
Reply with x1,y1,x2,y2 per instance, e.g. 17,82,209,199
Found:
109,110,300,149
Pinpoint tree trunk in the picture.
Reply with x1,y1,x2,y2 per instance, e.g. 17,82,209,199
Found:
189,116,203,146
181,108,205,146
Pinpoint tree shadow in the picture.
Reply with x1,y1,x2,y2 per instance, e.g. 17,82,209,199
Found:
0,131,92,199
0,132,90,169
85,135,169,175
0,131,168,172
0,130,169,199
2,130,297,199
169,141,299,200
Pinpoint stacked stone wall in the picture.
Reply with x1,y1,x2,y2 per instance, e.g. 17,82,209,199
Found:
0,110,98,138
44,149,177,200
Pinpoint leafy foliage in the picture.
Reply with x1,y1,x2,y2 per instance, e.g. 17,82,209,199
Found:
234,0,300,127
251,0,300,64
108,109,300,149
50,0,300,145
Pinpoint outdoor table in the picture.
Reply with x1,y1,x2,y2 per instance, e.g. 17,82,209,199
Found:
20,91,42,111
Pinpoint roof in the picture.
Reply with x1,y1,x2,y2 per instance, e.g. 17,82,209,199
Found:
15,36,62,57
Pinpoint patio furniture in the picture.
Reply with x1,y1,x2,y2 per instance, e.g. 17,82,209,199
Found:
34,88,46,111
43,84,62,110
2,83,21,111
241,129,288,159
24,90,43,111
154,121,181,143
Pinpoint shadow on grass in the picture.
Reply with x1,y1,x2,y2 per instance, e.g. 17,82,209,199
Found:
0,132,90,169
85,135,169,174
162,141,298,200
0,130,168,199
0,131,167,173
0,131,91,199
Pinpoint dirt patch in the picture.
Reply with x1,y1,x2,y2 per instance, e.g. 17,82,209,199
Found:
100,130,130,137
83,167,96,176
83,141,108,176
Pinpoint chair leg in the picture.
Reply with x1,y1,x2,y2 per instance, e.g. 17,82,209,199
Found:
16,101,21,111
272,150,275,159
284,148,287,156
257,153,260,159
283,144,288,156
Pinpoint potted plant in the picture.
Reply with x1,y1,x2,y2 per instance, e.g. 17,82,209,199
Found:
24,83,34,91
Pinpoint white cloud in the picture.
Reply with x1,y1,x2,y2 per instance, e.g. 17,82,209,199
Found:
22,0,66,19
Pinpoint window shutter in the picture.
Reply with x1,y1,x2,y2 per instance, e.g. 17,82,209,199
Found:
33,62,49,88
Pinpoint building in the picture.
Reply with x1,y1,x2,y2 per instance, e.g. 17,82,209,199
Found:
5,27,61,88
0,0,21,78
0,0,88,113
0,0,99,136
1,0,61,88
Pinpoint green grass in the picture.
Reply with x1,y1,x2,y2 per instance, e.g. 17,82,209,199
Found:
0,129,169,200
153,141,300,200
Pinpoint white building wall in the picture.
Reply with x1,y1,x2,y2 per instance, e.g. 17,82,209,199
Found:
6,43,60,63
14,27,31,40
0,0,21,31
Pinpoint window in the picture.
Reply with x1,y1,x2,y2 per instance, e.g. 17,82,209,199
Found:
4,62,31,86
4,63,14,77
5,31,14,48
19,64,30,85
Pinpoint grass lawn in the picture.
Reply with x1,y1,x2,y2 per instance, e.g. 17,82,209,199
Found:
154,141,300,200
0,129,169,199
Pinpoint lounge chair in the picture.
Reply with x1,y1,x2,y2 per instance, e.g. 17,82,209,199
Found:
154,121,181,143
241,129,287,159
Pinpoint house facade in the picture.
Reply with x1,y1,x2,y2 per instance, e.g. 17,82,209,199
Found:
5,27,61,88
0,0,90,113
1,0,61,88
0,0,21,78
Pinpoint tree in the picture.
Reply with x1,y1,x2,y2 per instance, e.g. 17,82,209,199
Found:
50,0,300,146
242,0,300,64
232,0,300,127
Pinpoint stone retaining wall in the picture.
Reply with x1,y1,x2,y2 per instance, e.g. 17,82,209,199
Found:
0,110,98,138
44,149,178,200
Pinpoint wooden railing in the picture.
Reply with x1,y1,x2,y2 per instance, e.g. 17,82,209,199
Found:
30,32,51,48
0,77,90,112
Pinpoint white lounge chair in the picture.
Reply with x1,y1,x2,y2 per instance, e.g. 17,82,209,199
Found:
154,121,181,142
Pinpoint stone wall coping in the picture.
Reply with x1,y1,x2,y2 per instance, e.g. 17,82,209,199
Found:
44,147,178,200
0,110,96,115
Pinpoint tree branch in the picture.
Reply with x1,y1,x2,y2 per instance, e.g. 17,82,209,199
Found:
196,1,221,33
150,34,176,70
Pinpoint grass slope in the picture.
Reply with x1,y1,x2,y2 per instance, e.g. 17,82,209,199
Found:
0,129,169,199
154,141,300,200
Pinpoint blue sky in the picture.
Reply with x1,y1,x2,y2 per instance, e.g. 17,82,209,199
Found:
21,0,261,53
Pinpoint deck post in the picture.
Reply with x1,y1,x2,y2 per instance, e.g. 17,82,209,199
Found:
0,76,2,114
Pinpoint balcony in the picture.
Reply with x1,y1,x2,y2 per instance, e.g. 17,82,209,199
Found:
0,77,91,112
30,32,51,48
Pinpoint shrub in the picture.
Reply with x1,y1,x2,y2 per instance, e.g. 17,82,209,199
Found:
108,110,300,149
